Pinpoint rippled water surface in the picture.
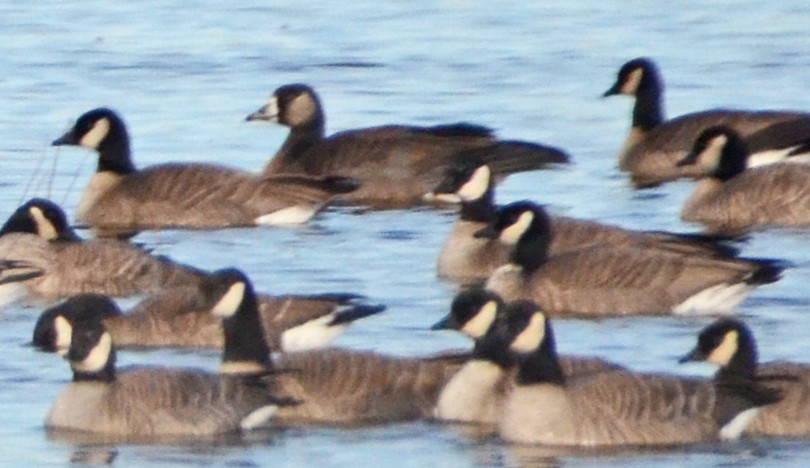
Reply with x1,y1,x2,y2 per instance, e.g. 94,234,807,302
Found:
3,1,810,466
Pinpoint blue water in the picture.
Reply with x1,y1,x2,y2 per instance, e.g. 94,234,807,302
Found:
2,0,810,465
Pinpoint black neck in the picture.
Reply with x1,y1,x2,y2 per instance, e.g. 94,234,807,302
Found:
515,328,566,386
714,137,750,181
460,188,497,223
96,124,136,175
472,333,513,369
632,84,665,131
511,219,551,274
275,118,325,162
221,287,273,370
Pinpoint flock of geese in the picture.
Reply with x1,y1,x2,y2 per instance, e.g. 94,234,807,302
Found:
4,56,810,448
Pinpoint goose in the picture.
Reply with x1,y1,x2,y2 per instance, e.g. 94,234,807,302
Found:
604,57,808,187
432,290,622,425
0,198,207,305
474,201,783,316
677,126,810,234
32,288,382,352
207,268,463,425
245,83,569,208
425,160,739,282
52,108,359,235
681,318,810,437
45,312,286,439
495,305,780,446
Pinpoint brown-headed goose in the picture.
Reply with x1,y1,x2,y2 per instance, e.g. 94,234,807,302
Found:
245,83,569,208
52,108,359,235
604,57,809,187
475,201,783,316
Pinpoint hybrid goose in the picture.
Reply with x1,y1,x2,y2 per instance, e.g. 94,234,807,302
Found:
678,126,810,234
245,83,569,208
45,310,286,440
475,201,783,316
425,160,738,282
604,57,809,187
495,306,780,446
682,318,810,437
53,108,359,235
208,268,464,426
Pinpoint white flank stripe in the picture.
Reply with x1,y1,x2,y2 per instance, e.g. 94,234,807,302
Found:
240,405,278,430
281,314,344,352
672,283,752,315
720,408,760,440
255,205,317,225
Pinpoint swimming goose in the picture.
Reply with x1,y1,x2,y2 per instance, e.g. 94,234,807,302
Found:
432,290,622,425
425,160,739,282
208,268,463,425
33,290,384,352
677,126,810,234
604,57,808,187
245,83,569,208
53,107,359,235
496,306,780,446
0,199,207,305
475,201,783,316
681,318,810,437
45,314,284,440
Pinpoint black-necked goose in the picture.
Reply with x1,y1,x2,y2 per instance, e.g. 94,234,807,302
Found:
53,108,359,235
604,57,808,187
475,201,783,316
245,83,569,208
681,318,810,437
678,126,810,234
496,306,780,446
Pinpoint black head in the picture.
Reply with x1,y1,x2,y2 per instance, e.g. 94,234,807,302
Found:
52,108,125,149
679,318,758,375
603,57,661,97
431,288,503,340
246,83,324,129
33,294,121,352
0,198,80,241
677,126,749,181
426,158,492,204
61,314,116,381
474,201,550,245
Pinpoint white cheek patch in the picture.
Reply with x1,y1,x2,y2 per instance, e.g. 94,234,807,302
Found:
71,332,112,373
54,316,73,356
286,93,317,126
499,211,534,245
699,134,728,172
510,312,546,354
456,166,491,201
461,300,498,339
79,118,110,149
620,68,644,95
211,282,246,318
29,207,58,241
706,330,739,366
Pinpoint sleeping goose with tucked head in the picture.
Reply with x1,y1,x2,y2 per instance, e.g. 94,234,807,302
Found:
52,108,359,235
495,305,780,446
604,57,809,188
677,126,810,234
245,83,569,208
681,318,810,437
44,310,286,440
426,160,739,283
206,268,463,425
475,201,783,316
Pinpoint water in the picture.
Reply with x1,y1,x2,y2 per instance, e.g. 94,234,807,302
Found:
2,0,810,465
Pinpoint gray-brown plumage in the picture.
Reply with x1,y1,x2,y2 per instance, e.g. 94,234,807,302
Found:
246,83,569,208
33,290,383,352
426,161,739,283
476,201,783,317
432,292,623,426
53,108,358,235
496,308,780,446
678,126,810,234
682,318,810,437
45,316,282,440
209,268,464,426
604,57,807,188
